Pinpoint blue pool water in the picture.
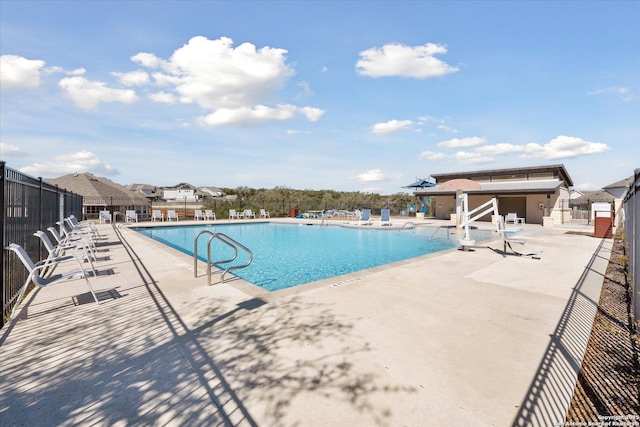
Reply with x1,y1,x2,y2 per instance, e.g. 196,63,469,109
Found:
133,223,495,292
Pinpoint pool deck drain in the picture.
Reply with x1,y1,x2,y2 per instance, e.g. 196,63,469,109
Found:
0,218,606,426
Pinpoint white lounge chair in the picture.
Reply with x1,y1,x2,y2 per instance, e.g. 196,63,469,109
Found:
167,210,179,221
5,243,99,321
151,210,164,221
229,209,239,220
125,210,138,223
379,208,392,226
194,209,205,220
244,209,256,219
205,209,216,220
259,209,270,218
358,209,372,226
99,210,111,223
34,230,97,276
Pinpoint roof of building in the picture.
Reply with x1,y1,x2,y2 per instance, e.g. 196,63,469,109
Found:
415,179,563,197
429,164,573,187
46,173,149,206
571,190,616,204
603,176,634,190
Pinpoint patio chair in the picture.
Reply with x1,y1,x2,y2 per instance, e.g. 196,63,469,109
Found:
151,210,164,221
379,208,392,226
49,226,95,253
99,210,112,224
358,209,372,226
5,243,99,321
259,209,270,218
167,210,179,221
244,209,256,219
34,230,97,276
205,209,216,220
505,212,524,225
125,210,138,223
194,210,205,220
229,209,239,220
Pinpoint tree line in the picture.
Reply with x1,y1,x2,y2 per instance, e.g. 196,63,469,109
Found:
202,186,421,218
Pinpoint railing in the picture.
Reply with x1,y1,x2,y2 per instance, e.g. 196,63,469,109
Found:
1,161,83,327
622,168,639,328
193,230,253,286
398,222,415,232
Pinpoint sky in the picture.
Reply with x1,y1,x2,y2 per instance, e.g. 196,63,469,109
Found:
1,1,638,194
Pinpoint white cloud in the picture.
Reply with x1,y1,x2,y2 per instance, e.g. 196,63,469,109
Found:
437,125,459,133
349,169,387,182
59,76,138,109
19,151,119,177
418,150,449,161
0,142,29,157
371,119,414,134
151,36,295,110
148,91,178,103
587,86,634,101
299,106,325,122
286,129,311,135
475,143,527,155
454,151,494,164
296,81,314,97
112,70,150,86
198,104,304,127
523,135,611,160
0,55,46,90
438,137,486,148
356,43,459,78
131,52,165,68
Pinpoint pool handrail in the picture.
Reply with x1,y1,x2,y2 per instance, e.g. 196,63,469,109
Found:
194,230,253,285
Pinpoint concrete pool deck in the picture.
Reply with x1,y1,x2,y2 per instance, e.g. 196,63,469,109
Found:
0,218,609,426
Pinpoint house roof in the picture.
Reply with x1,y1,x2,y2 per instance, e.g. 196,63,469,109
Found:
46,173,149,206
603,176,634,190
571,190,616,204
430,164,574,187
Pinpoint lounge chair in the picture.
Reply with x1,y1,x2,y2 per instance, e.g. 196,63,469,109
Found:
358,209,372,226
34,230,97,276
5,243,99,321
125,210,138,223
166,210,179,221
379,208,392,226
205,209,216,220
496,216,541,257
229,209,239,220
259,209,270,218
99,210,112,223
194,209,205,220
151,210,164,221
244,209,256,219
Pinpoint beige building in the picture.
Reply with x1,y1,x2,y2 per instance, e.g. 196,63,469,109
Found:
46,173,150,221
414,164,574,226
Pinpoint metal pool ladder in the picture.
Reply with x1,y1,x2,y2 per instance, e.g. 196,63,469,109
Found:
194,230,253,285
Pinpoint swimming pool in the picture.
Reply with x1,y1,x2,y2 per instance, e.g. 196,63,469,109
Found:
133,223,495,292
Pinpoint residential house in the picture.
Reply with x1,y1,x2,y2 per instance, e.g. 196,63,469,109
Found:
46,173,151,220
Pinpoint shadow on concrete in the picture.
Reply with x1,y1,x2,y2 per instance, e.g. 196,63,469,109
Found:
0,224,413,426
511,238,612,427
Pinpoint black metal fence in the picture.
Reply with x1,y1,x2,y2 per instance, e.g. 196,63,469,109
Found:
622,168,639,330
1,161,83,328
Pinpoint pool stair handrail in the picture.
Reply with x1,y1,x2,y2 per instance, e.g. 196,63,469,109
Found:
398,222,416,233
194,230,253,285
